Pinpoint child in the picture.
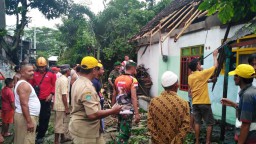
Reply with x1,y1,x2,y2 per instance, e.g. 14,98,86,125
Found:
1,78,15,137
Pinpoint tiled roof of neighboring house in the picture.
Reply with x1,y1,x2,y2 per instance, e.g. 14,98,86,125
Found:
130,0,202,41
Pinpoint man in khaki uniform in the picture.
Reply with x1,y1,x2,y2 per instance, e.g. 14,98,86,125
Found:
69,56,122,144
54,64,71,144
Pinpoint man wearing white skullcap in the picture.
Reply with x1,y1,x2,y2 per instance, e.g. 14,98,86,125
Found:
147,71,190,144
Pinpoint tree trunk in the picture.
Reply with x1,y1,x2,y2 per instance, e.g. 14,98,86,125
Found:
12,0,28,51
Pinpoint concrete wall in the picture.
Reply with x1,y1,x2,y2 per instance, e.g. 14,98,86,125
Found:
137,24,244,124
137,43,161,97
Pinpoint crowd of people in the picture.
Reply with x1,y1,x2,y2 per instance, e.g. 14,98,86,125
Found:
0,51,255,144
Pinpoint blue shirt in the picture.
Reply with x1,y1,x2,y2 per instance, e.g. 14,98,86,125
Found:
238,84,256,143
92,78,101,95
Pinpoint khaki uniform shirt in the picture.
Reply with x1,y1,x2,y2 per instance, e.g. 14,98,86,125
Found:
54,75,69,111
69,76,101,138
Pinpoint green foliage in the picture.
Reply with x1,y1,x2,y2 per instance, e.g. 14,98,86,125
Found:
129,135,149,144
129,128,149,144
199,0,256,24
24,27,64,59
46,123,54,136
5,0,69,19
2,0,70,65
57,4,97,65
131,127,147,135
152,0,172,13
95,0,155,65
0,29,7,37
139,108,147,114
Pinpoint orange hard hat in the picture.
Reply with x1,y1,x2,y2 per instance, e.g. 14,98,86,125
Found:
36,57,47,66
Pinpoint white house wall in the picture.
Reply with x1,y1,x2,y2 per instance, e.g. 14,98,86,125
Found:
137,24,244,124
137,44,161,97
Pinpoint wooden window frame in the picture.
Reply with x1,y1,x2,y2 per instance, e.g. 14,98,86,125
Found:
180,45,204,91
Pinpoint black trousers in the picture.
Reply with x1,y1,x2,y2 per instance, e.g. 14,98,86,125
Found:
36,100,51,139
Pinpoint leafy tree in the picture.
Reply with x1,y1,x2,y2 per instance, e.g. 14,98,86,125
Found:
152,0,172,13
0,0,70,64
94,0,155,64
23,27,64,59
57,4,97,65
199,0,256,24
91,0,173,80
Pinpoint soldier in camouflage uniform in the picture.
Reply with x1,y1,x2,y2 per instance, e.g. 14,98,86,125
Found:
113,60,140,144
108,62,122,100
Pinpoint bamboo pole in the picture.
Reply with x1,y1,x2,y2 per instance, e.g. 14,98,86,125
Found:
160,10,177,23
197,10,208,18
141,11,176,38
174,10,202,41
167,6,194,29
151,5,190,37
185,9,199,25
162,6,195,42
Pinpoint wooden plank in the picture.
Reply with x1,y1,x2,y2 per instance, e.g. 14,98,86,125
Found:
167,6,194,29
162,6,195,42
174,10,202,42
230,39,256,47
151,5,190,37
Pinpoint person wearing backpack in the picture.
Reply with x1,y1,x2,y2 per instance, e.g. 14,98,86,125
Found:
112,60,140,144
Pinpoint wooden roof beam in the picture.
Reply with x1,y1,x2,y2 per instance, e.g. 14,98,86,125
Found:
174,10,203,42
140,9,180,39
151,5,190,37
162,5,196,42
166,5,194,29
230,39,256,47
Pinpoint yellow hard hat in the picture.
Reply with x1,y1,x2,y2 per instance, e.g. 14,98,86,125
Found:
36,57,47,66
229,64,255,78
81,56,98,69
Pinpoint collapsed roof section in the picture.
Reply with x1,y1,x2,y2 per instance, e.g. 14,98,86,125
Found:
130,0,205,42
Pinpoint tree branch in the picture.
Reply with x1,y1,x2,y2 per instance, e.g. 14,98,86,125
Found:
12,0,28,51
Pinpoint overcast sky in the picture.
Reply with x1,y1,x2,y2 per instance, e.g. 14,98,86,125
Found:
6,0,105,29
6,0,159,29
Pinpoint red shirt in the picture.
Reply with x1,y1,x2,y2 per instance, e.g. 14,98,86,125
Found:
30,71,56,100
1,87,14,111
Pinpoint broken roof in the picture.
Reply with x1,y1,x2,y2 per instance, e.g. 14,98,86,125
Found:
130,0,202,41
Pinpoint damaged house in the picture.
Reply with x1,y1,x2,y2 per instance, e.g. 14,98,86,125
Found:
131,0,256,124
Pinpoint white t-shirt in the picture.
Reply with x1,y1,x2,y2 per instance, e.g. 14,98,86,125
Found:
236,78,256,103
14,80,41,116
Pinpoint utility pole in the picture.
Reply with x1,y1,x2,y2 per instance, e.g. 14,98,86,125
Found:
34,27,36,50
0,0,6,29
20,41,22,62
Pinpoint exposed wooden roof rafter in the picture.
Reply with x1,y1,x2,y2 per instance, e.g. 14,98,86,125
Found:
149,5,189,37
174,10,203,42
161,3,198,42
